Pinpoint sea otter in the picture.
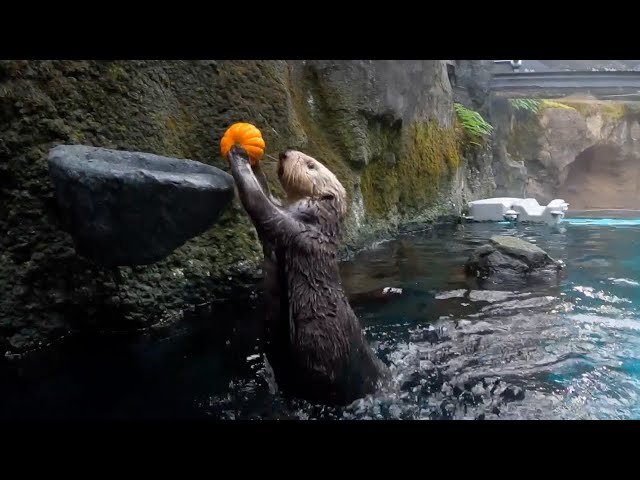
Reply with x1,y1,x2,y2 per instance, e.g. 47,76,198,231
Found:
227,145,386,406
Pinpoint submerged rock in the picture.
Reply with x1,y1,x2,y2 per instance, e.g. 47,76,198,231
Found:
48,145,235,266
501,385,526,402
465,235,563,288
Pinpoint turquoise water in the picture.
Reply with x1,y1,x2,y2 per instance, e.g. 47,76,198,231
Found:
339,215,640,419
2,213,640,419
564,218,640,227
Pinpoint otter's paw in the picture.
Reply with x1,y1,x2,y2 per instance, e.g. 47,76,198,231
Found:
229,144,250,162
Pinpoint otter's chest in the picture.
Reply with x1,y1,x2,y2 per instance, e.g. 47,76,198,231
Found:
279,243,342,318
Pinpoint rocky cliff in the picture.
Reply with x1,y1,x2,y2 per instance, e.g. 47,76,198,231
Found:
0,60,494,354
492,96,640,208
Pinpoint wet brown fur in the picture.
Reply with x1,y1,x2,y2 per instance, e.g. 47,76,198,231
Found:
228,145,386,405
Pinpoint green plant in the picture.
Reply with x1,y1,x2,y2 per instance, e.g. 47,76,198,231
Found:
453,103,493,146
509,98,541,113
539,99,575,111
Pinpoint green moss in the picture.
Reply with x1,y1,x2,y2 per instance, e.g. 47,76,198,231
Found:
163,206,261,280
288,69,356,199
360,121,461,220
510,98,577,114
107,64,127,82
155,109,199,159
600,102,628,120
360,158,398,219
510,98,590,115
556,100,628,120
559,101,598,116
507,112,543,162
367,119,402,158
165,116,178,133
538,100,576,111
400,121,460,209
296,67,364,168
70,130,86,142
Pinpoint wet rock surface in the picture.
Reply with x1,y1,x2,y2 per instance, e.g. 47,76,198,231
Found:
465,235,563,288
48,145,235,266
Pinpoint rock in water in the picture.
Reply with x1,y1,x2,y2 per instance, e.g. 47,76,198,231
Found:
465,235,563,288
47,145,235,266
501,385,526,402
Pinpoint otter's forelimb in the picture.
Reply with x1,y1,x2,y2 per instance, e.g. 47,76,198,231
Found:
228,145,300,240
251,163,282,207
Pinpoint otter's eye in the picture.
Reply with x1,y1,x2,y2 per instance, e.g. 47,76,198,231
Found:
307,162,315,169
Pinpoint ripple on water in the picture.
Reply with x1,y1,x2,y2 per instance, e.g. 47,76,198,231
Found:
607,277,640,287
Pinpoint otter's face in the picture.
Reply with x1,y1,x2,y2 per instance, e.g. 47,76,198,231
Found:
278,150,347,217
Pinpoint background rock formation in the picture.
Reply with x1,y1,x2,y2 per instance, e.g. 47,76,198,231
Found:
491,96,640,208
0,60,494,353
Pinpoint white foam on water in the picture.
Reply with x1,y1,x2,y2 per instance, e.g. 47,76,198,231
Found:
608,278,640,287
572,285,632,304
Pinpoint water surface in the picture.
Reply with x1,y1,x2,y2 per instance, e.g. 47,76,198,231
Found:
2,213,640,420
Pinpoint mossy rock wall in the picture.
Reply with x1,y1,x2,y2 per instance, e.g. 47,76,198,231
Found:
0,60,494,353
293,60,495,246
360,121,460,224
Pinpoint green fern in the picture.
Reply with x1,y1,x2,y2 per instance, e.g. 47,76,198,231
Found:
454,103,493,143
509,98,541,113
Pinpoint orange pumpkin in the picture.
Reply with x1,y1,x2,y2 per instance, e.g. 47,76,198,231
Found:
220,122,265,165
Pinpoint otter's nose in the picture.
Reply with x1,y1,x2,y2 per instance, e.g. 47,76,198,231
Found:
279,151,290,161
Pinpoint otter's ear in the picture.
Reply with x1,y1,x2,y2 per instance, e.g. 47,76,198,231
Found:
320,193,335,201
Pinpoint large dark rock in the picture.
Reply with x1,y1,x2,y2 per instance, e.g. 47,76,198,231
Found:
48,145,235,266
465,235,563,288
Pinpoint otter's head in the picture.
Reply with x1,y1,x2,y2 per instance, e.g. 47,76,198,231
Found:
278,150,347,218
